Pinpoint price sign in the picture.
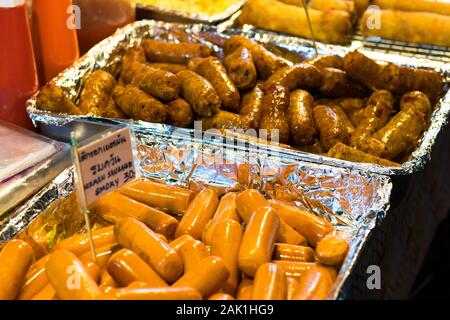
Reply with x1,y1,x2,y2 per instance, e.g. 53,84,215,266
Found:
75,127,138,206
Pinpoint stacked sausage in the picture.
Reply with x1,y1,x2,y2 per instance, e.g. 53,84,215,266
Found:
36,34,445,166
0,179,348,300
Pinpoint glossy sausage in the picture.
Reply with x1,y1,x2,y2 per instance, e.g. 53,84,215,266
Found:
236,278,254,300
259,84,290,144
273,243,315,262
315,234,349,267
263,64,322,92
251,263,287,300
291,265,335,300
223,46,257,90
272,261,316,280
208,293,235,300
173,238,210,274
289,89,317,146
166,98,195,128
114,217,183,283
239,84,264,130
143,39,212,65
313,105,350,152
101,287,202,300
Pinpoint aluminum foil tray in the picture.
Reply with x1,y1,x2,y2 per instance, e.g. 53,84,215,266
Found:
0,123,392,300
26,20,450,176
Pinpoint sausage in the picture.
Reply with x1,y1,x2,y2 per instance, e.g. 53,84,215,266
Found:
349,90,394,148
317,97,366,115
361,92,430,160
36,83,81,115
343,50,444,102
224,36,289,79
208,293,235,300
92,191,179,239
239,84,264,130
83,261,101,284
114,217,183,283
172,238,210,274
156,233,169,243
166,98,194,128
169,235,197,252
45,250,101,300
186,57,206,72
202,110,244,131
273,243,315,262
289,90,317,146
52,226,116,256
223,46,257,90
112,85,168,123
236,189,307,246
307,55,343,70
286,277,300,300
400,91,432,115
291,265,335,300
315,234,349,267
238,206,280,277
272,261,316,280
122,46,146,69
79,70,116,115
102,94,127,119
17,256,49,300
101,286,202,300
263,64,323,92
210,220,243,295
106,249,168,287
318,67,370,98
143,39,212,64
196,57,241,112
330,105,355,136
236,278,254,300
100,271,118,288
122,60,180,102
327,142,400,167
177,70,221,118
313,105,350,151
0,240,34,300
119,179,194,215
202,192,241,245
175,189,220,240
148,63,187,74
251,263,287,300
260,84,290,144
172,256,230,298
79,243,120,271
30,283,56,300
268,200,334,246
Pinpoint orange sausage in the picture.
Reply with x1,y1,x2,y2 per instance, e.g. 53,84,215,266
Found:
127,281,149,289
175,189,219,240
238,206,280,277
315,234,349,267
30,283,56,300
45,250,101,300
174,238,209,273
272,261,316,280
83,261,101,284
236,277,253,300
251,263,287,300
209,293,235,300
52,226,116,256
157,233,169,243
269,200,334,246
169,235,196,252
92,192,179,239
273,243,315,262
236,190,307,245
0,240,34,300
173,256,229,298
17,255,50,300
202,192,241,245
286,277,300,300
100,271,118,288
119,179,194,215
100,287,202,300
106,249,168,288
114,217,183,283
292,265,335,300
211,220,243,295
79,243,120,270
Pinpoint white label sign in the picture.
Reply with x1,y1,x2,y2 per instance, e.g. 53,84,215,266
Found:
77,127,137,205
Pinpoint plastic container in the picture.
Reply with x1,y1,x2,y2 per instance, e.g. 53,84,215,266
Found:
31,0,80,83
0,0,38,130
73,0,136,54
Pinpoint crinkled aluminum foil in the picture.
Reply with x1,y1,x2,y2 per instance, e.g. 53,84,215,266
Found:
26,20,450,176
136,0,247,24
0,123,392,300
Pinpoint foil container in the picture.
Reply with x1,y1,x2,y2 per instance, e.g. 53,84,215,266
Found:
135,0,247,24
0,123,392,300
26,20,450,176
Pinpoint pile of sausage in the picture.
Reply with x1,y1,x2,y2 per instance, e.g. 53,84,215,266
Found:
0,179,348,300
36,34,445,166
